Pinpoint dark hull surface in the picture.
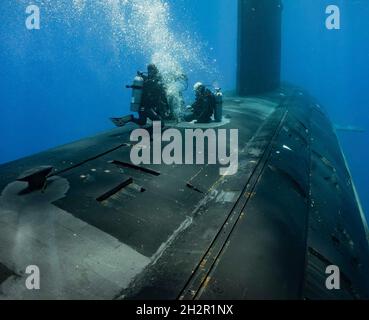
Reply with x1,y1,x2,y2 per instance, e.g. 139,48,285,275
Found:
0,86,368,299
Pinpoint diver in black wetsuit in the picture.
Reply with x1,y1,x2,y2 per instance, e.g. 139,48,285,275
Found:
127,64,168,127
184,82,215,124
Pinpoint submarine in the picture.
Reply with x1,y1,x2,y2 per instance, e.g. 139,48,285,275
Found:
0,0,368,300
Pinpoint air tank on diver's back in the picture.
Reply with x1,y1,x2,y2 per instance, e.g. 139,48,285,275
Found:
214,88,223,122
126,72,144,112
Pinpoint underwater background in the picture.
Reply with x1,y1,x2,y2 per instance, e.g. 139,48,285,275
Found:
0,0,368,215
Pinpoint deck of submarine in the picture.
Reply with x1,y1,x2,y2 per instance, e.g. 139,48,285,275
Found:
0,89,282,299
0,85,368,300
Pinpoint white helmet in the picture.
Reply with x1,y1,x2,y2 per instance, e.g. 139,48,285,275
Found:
193,82,204,92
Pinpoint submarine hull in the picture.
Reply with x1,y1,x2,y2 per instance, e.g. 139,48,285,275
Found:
0,85,368,300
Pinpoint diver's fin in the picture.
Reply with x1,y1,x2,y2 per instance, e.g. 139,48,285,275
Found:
334,124,366,133
110,115,133,128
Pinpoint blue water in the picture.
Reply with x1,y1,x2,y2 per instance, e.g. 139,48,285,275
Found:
0,1,367,215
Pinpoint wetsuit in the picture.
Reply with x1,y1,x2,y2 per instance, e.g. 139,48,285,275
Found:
132,73,168,126
185,88,215,124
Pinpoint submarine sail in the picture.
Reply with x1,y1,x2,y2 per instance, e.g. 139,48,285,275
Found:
237,0,282,95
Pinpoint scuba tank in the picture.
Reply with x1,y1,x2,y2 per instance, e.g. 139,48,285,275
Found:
214,88,223,122
126,72,144,112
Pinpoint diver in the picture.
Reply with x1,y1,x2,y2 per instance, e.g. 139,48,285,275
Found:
184,82,215,124
140,64,170,122
112,64,169,128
